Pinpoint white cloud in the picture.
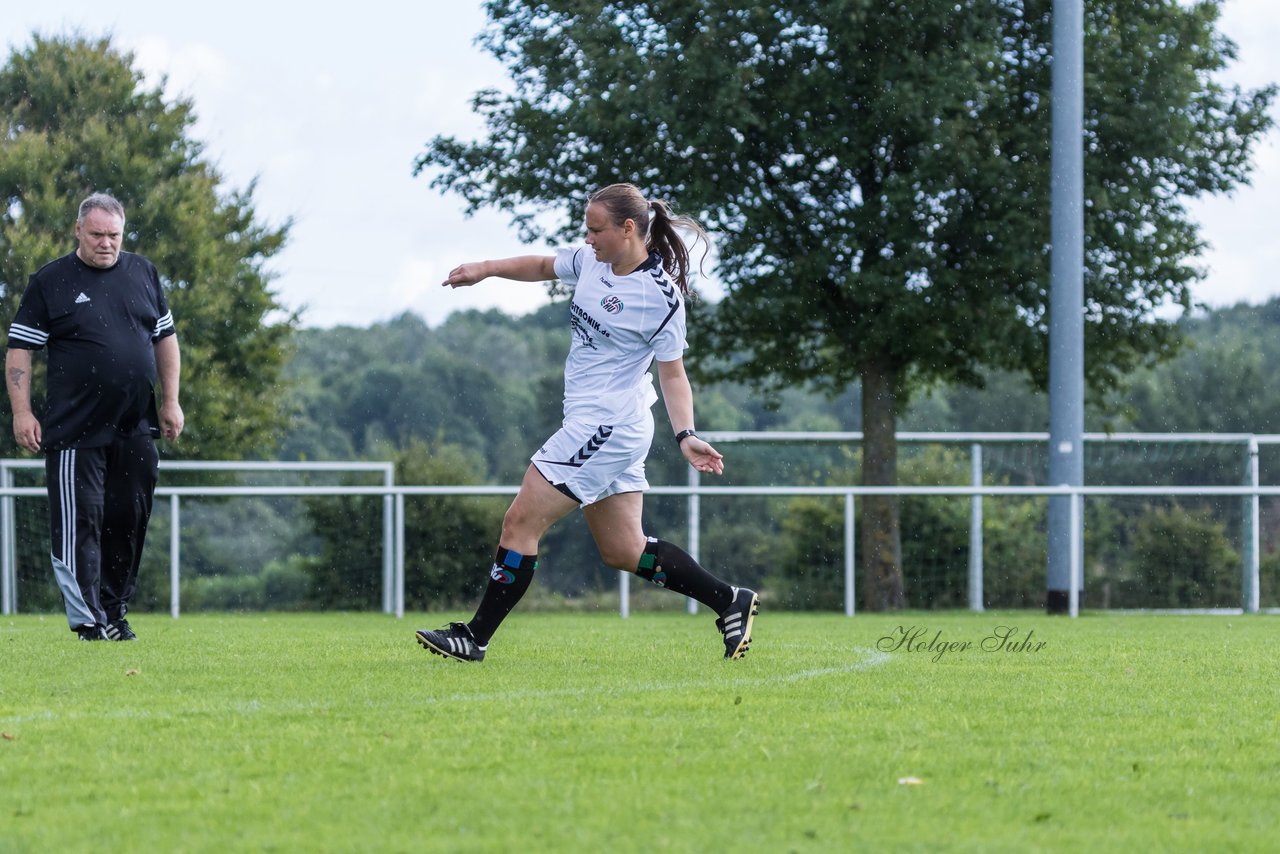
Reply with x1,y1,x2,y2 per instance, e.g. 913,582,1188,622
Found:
126,34,231,99
389,253,555,328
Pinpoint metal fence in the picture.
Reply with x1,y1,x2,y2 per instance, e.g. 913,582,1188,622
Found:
0,460,395,618
689,431,1277,617
3,432,1277,620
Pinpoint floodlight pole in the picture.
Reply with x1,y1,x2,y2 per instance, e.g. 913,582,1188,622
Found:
1047,0,1085,614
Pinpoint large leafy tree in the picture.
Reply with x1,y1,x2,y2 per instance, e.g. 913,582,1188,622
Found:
417,0,1273,609
0,34,295,459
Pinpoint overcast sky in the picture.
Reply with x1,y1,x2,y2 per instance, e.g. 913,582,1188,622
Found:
3,1,1277,329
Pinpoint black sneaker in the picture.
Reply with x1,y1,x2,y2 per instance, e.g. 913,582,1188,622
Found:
415,622,486,662
77,624,108,641
716,587,759,659
104,619,137,641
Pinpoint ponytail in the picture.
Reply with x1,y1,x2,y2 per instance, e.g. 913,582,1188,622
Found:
646,199,710,295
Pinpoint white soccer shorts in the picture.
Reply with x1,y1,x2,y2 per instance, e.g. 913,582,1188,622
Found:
530,413,654,506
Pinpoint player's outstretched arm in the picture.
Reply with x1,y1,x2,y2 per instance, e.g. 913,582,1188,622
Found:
442,255,555,288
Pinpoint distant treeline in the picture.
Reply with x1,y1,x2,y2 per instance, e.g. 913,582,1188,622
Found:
284,295,1280,451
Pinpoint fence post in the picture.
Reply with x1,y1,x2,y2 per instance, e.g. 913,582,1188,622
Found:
169,494,181,619
1243,437,1261,613
383,463,395,615
686,464,700,615
618,567,630,619
383,496,394,615
394,493,405,619
1068,490,1081,618
845,493,856,617
969,443,985,612
1,462,13,615
1,460,13,614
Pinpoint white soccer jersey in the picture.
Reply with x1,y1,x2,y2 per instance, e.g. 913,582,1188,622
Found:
553,246,687,424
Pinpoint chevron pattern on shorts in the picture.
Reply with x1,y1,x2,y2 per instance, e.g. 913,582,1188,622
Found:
564,425,614,468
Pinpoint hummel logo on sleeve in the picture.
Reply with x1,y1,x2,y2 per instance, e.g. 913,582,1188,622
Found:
75,292,91,304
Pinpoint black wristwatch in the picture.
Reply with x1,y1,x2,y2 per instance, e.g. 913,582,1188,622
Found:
674,429,698,447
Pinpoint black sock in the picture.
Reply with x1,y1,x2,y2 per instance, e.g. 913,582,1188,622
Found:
635,538,735,613
467,547,537,645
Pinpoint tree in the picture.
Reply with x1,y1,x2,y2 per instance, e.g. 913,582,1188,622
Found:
416,0,1273,609
1122,300,1280,434
1123,503,1239,607
280,309,566,477
0,34,295,459
302,439,505,609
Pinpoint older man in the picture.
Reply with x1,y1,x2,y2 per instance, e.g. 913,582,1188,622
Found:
5,192,184,640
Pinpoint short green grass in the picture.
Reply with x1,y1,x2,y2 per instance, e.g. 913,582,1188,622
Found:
1,611,1277,852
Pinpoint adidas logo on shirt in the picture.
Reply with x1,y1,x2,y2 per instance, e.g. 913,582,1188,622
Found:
74,292,90,304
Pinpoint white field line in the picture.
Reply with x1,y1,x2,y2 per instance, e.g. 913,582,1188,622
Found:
0,647,892,725
442,645,892,705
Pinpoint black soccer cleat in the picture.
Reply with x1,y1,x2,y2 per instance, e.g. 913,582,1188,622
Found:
415,621,487,662
104,619,137,641
77,624,108,641
716,586,759,659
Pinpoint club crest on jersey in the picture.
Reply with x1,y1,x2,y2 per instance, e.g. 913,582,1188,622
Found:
600,295,624,314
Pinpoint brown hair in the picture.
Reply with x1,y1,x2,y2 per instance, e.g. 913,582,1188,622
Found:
587,183,709,294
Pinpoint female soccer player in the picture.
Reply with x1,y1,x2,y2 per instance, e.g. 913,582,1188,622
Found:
415,183,757,662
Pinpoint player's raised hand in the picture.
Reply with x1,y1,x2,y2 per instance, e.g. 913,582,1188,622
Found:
442,262,487,288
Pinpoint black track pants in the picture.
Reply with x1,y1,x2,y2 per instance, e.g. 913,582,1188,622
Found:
46,435,159,629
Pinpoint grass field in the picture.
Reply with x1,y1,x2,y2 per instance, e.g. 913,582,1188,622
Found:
1,610,1277,852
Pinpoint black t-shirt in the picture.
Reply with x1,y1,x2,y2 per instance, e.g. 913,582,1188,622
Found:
6,251,176,451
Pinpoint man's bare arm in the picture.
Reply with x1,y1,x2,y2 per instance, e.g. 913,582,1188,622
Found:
5,348,41,452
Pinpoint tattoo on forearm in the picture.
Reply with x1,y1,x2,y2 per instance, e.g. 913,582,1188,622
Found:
7,367,26,388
